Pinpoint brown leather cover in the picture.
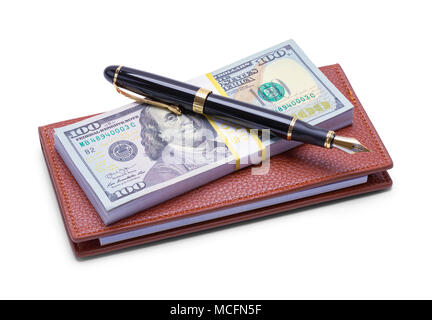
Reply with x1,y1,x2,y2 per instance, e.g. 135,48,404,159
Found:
39,64,393,258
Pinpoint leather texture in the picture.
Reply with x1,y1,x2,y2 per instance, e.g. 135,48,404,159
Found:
39,64,393,258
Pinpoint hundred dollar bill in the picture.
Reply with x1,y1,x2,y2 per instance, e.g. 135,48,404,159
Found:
189,40,351,125
54,40,354,224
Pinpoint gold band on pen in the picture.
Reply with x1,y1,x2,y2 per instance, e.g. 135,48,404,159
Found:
324,130,336,149
286,117,297,140
113,65,123,88
112,65,182,115
193,88,212,114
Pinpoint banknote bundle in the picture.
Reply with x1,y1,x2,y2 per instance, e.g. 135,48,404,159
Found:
54,40,354,224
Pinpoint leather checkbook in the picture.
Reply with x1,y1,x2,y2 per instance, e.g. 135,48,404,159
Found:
39,64,393,258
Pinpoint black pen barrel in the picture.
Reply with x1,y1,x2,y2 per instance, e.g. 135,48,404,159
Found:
204,94,290,137
104,65,335,148
106,66,201,110
204,94,332,147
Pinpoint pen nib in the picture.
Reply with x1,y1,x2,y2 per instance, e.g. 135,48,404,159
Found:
332,135,370,154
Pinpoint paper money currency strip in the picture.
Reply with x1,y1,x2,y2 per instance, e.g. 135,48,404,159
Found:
54,40,354,224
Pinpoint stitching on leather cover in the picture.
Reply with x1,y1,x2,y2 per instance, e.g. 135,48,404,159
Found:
42,65,392,238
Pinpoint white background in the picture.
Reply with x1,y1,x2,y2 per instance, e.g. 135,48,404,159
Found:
0,0,431,299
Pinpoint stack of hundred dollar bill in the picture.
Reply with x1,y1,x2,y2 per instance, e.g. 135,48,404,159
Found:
54,40,354,224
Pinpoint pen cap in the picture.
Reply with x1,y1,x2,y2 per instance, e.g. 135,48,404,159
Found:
104,66,200,110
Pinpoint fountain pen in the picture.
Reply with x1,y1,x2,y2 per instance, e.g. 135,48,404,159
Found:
104,65,369,154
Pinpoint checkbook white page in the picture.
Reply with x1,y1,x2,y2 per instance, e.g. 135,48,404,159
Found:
99,175,368,245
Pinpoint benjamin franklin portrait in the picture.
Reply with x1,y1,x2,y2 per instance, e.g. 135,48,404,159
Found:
139,105,229,187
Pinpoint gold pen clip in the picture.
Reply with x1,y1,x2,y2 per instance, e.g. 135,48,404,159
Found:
113,65,182,115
